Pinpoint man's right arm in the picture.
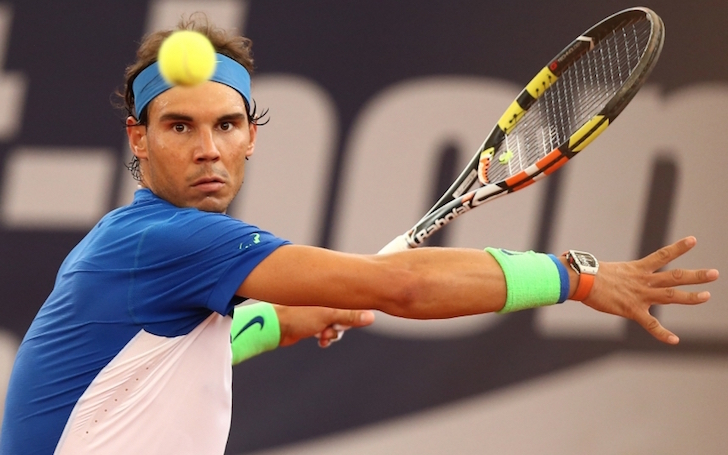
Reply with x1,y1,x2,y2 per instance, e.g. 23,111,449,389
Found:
238,244,509,318
236,237,719,344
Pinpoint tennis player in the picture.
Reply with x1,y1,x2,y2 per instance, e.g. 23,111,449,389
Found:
0,15,718,455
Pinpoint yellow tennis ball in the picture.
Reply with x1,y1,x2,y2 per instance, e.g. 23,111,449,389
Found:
158,30,217,86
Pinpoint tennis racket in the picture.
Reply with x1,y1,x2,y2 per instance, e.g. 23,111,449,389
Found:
379,7,665,254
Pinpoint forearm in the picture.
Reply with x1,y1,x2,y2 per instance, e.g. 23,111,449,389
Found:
384,247,582,317
239,244,572,319
376,247,509,318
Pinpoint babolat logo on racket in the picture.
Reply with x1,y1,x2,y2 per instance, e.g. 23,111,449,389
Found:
412,184,506,245
412,193,477,245
414,198,475,244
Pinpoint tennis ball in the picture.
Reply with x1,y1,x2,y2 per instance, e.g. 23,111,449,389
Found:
158,30,217,86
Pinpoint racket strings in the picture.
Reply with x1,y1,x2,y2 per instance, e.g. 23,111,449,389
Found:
487,18,653,183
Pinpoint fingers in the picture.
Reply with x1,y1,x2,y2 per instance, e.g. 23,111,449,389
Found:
640,236,697,271
649,267,719,288
633,311,680,345
591,236,717,345
339,310,375,327
316,324,349,348
323,308,375,328
316,310,375,348
644,267,717,306
656,289,712,306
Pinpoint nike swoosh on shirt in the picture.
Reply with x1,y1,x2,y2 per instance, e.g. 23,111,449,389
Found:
232,316,265,341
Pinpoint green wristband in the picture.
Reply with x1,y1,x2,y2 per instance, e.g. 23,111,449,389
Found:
230,302,281,365
485,247,561,313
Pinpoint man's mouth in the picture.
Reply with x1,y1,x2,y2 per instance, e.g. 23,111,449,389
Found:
192,176,225,193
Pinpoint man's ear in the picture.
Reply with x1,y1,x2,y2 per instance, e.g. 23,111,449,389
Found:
246,123,258,159
126,116,148,159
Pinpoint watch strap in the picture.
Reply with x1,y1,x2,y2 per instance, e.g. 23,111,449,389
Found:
571,272,595,301
565,250,598,301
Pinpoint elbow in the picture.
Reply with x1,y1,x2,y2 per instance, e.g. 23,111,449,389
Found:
377,266,424,318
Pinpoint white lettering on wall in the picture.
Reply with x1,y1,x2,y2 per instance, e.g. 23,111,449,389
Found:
0,148,116,229
646,85,728,339
146,0,249,31
536,85,728,340
333,80,728,340
0,329,19,429
229,75,338,245
0,4,26,141
333,77,543,338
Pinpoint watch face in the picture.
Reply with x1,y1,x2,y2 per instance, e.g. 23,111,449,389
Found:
575,252,597,267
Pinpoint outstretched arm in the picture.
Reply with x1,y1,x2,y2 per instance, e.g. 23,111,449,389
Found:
237,236,718,344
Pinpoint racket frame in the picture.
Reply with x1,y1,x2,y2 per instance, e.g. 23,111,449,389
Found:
381,7,664,253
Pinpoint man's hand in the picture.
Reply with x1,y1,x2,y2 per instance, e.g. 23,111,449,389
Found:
583,236,719,344
273,305,375,348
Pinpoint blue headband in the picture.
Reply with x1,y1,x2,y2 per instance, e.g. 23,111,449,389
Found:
132,53,251,119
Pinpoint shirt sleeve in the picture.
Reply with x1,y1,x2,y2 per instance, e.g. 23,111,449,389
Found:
129,210,290,336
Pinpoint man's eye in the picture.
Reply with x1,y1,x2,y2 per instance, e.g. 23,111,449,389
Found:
173,124,187,133
220,122,232,131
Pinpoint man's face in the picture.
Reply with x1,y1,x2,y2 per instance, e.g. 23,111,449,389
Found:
127,81,256,213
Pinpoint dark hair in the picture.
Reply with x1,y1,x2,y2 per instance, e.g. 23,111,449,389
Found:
118,12,267,180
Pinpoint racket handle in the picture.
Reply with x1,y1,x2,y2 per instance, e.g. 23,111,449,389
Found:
378,234,412,254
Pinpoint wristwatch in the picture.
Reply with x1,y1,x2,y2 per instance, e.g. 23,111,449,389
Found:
564,250,599,301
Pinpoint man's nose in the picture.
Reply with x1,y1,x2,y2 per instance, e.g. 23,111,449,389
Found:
194,129,221,162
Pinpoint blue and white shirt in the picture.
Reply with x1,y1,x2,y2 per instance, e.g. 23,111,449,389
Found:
1,189,289,454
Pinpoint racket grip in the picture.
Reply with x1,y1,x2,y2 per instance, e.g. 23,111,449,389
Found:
378,235,412,254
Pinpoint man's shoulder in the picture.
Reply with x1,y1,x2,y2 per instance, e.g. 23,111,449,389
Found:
102,189,275,252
